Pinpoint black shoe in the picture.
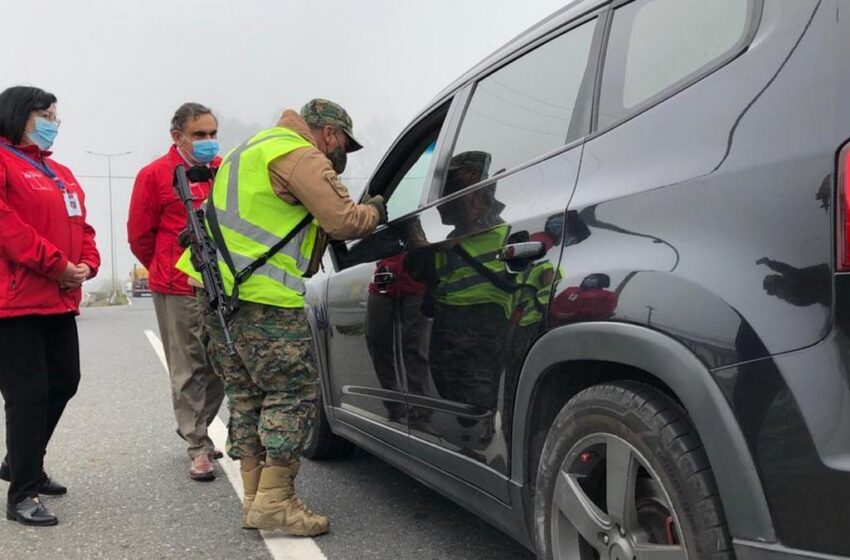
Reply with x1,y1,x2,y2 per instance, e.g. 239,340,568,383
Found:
38,476,67,496
5,497,58,526
0,462,67,496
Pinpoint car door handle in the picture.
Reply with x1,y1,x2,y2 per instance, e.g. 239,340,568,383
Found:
372,271,396,294
500,241,546,262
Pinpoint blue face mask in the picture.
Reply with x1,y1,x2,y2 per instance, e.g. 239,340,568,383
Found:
192,139,219,164
27,117,59,151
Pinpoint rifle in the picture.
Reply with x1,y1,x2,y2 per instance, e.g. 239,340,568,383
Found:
173,164,237,356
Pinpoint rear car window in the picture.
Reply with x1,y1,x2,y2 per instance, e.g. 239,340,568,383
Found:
599,0,751,128
446,18,598,188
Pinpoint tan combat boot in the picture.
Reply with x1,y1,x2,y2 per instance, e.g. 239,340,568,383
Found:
245,461,329,536
240,465,263,529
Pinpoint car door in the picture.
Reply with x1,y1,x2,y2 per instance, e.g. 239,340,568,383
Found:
391,12,605,502
322,98,459,447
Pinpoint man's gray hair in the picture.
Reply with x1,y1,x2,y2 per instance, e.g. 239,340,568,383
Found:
170,102,215,132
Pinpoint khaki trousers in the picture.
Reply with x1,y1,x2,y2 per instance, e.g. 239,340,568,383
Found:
152,292,225,458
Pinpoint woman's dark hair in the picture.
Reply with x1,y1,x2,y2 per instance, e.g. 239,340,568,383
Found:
0,86,57,145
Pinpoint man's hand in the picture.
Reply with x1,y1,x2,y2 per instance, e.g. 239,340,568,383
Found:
75,264,92,282
365,194,387,225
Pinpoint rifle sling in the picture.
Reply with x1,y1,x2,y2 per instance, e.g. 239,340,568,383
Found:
451,245,518,293
451,244,545,310
205,200,312,306
234,214,313,284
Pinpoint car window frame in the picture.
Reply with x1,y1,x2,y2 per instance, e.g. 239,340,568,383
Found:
590,0,764,137
328,96,464,273
382,137,439,220
424,7,609,205
360,98,454,210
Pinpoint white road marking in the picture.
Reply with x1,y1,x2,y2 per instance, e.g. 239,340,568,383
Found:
144,329,328,560
143,330,168,368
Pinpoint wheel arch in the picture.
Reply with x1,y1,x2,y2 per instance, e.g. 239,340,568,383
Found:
303,298,335,419
512,321,776,542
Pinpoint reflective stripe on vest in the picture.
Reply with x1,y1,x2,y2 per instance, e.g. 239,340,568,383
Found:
434,224,513,317
516,261,559,327
208,127,318,308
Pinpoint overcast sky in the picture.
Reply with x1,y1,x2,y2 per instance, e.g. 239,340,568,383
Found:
2,0,567,288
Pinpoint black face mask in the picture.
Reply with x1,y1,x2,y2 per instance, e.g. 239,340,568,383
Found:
327,147,347,174
326,130,347,174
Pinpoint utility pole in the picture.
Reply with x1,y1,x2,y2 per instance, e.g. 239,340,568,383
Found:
86,150,132,305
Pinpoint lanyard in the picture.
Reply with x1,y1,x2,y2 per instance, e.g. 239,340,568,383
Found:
0,144,67,191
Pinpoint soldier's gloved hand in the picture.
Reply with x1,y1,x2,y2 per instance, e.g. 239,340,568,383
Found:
366,194,388,225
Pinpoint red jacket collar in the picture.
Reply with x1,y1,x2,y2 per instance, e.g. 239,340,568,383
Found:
0,136,52,159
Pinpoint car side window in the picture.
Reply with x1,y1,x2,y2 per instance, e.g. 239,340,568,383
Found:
445,18,598,190
367,103,449,222
598,0,751,128
386,139,437,221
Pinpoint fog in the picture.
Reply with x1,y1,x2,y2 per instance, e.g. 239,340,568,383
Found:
0,0,567,287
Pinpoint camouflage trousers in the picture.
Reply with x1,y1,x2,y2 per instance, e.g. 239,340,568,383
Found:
429,302,510,410
200,295,318,462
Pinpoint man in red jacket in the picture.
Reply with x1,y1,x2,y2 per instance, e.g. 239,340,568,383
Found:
127,103,225,481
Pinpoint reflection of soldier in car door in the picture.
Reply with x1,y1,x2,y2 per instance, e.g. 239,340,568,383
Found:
425,151,514,441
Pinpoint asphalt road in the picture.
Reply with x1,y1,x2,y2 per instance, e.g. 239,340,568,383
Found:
0,299,534,560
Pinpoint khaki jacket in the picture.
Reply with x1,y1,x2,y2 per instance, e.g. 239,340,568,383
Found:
268,110,378,275
271,110,377,228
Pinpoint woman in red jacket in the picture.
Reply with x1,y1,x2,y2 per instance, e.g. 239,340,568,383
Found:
0,86,100,526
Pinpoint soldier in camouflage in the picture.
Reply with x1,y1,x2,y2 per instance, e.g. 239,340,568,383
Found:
187,99,385,536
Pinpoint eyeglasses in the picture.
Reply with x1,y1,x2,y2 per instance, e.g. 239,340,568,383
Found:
32,110,61,126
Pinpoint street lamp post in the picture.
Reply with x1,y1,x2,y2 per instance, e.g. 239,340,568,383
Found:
86,150,132,304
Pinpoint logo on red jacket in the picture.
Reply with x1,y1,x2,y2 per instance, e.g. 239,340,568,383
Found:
23,170,52,191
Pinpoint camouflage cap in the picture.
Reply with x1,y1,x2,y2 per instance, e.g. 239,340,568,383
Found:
300,98,363,153
444,150,496,197
448,150,492,180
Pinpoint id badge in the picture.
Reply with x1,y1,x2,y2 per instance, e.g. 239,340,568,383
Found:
64,192,83,217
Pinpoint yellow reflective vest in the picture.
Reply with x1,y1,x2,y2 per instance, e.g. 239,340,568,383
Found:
515,261,560,327
433,224,514,318
177,127,320,308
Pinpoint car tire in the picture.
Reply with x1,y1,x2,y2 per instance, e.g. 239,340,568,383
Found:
534,381,732,560
303,392,355,460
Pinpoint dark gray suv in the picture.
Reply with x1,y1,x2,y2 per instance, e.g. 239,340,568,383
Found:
304,1,850,558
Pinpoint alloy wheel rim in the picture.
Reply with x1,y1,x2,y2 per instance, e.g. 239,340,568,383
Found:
551,433,688,560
